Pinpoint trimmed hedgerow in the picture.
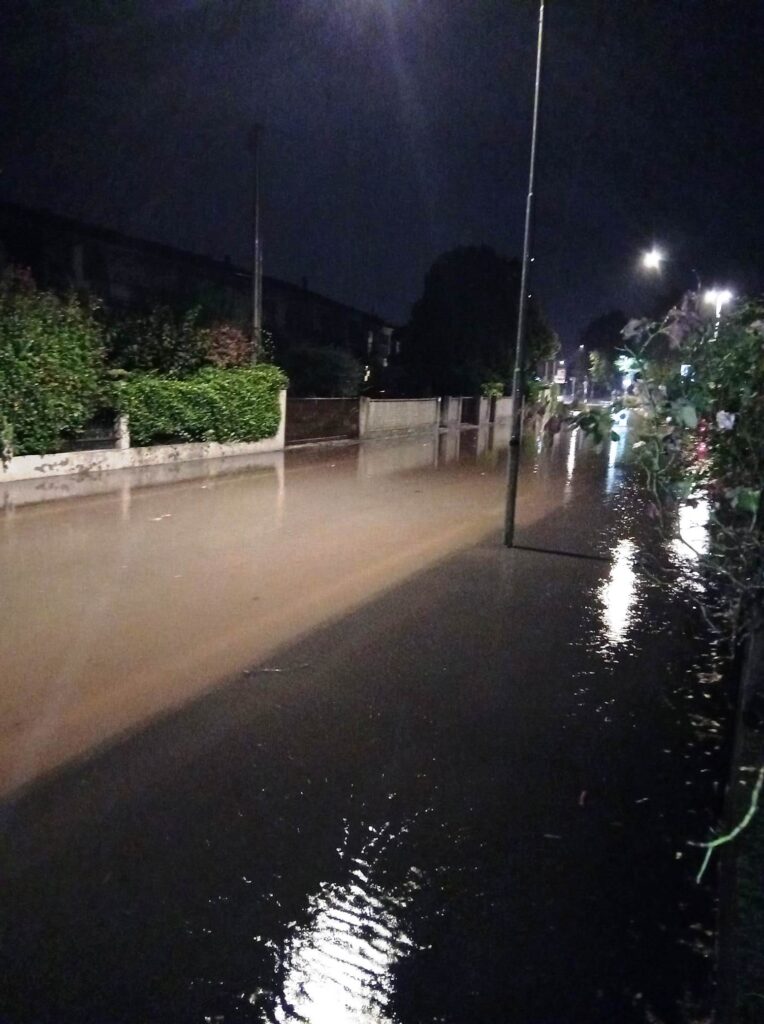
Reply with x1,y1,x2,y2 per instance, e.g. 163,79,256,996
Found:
0,270,105,460
114,365,287,447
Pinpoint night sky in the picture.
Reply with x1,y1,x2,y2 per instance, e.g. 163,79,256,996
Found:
1,0,763,348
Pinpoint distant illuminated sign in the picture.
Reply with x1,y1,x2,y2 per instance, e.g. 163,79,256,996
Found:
554,367,566,384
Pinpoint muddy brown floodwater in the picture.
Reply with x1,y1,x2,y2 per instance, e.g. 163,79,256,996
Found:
1,429,515,796
0,422,731,1023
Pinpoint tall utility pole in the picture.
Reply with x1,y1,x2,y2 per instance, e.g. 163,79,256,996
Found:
249,123,264,363
504,0,545,547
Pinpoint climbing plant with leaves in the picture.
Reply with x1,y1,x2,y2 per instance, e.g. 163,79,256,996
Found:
582,295,764,881
616,296,764,639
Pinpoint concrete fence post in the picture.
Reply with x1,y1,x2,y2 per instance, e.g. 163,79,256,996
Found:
274,389,287,450
359,397,371,438
114,413,131,451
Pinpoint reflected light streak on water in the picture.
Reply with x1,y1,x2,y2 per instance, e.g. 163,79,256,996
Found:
605,421,628,495
563,429,578,503
671,498,710,561
598,538,638,648
605,412,630,495
272,845,416,1023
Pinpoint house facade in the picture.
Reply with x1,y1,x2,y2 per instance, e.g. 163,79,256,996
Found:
0,202,396,376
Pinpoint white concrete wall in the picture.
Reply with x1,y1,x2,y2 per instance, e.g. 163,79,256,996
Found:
1,452,284,511
493,397,513,420
440,396,462,427
359,397,440,436
0,390,286,484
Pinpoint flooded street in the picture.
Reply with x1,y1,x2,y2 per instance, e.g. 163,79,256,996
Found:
1,425,729,1022
1,428,511,797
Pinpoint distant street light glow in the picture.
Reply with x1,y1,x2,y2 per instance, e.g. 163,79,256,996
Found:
704,288,733,318
642,248,664,271
704,288,733,339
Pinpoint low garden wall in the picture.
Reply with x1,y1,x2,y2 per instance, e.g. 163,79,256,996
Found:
1,451,284,511
0,390,286,483
493,396,513,420
440,396,462,427
359,397,440,437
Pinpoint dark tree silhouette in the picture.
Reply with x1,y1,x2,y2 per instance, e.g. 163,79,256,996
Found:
577,310,629,360
280,344,363,397
402,246,558,396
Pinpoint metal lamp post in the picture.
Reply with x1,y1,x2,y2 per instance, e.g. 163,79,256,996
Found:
504,0,545,547
249,123,265,363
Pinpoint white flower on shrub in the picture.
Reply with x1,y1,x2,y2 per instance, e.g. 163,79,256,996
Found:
715,410,736,431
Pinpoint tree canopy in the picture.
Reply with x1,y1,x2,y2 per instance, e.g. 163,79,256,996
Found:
578,310,628,360
279,344,363,397
402,246,558,396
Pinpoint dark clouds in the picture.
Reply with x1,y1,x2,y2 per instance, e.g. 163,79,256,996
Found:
1,0,762,344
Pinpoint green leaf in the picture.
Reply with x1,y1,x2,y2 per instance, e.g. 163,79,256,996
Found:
733,488,761,514
670,478,694,500
671,400,698,429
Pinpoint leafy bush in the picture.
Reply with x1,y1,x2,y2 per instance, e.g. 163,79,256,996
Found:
206,324,252,368
108,306,267,374
588,350,614,388
107,306,211,375
114,365,287,447
0,270,105,459
480,380,505,398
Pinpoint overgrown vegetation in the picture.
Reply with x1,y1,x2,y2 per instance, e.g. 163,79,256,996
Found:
617,296,763,639
107,306,253,375
113,365,287,447
0,270,287,459
574,293,764,893
587,350,614,391
480,380,505,398
0,270,104,460
733,730,764,1023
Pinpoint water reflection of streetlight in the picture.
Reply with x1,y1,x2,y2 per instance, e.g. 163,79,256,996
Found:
598,538,638,648
671,498,710,562
563,427,577,503
605,415,627,495
272,838,417,1024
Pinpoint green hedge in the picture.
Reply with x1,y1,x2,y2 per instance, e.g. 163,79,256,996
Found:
114,365,288,447
0,271,105,459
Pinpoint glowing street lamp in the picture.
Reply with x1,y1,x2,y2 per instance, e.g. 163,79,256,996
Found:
641,248,664,272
